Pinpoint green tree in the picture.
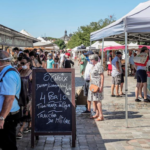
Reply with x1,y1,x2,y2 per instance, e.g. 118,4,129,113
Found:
54,39,66,50
67,15,116,49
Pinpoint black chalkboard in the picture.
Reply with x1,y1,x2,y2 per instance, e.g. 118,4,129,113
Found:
35,72,72,132
31,69,76,147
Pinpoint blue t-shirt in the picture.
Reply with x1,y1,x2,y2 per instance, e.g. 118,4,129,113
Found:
112,56,122,77
0,65,21,112
47,59,54,69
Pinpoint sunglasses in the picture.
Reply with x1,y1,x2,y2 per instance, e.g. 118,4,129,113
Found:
21,62,27,65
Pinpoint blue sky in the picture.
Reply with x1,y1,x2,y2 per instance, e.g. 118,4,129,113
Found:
0,0,147,38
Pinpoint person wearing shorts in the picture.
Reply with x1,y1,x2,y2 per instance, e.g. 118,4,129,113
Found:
135,47,150,102
111,52,122,97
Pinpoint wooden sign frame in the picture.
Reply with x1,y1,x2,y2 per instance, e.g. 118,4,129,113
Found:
31,68,76,147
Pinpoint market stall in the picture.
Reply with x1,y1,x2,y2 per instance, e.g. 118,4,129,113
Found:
90,0,150,127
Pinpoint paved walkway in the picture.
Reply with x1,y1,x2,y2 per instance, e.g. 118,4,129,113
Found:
6,62,150,150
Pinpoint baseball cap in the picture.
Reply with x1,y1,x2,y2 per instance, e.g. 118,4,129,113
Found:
116,51,122,55
84,51,94,56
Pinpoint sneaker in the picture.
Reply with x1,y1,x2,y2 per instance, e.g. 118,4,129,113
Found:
23,127,31,133
144,99,150,103
135,99,141,102
82,110,91,114
138,97,144,100
16,131,23,139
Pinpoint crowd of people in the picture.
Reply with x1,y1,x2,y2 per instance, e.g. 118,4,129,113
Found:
13,48,75,139
81,47,150,123
0,47,76,150
0,46,150,150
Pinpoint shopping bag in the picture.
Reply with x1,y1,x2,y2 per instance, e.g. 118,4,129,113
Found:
133,53,149,66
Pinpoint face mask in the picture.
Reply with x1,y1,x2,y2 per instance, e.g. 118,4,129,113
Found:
13,65,17,68
22,65,27,70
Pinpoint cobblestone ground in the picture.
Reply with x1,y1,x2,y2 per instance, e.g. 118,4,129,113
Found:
4,62,150,150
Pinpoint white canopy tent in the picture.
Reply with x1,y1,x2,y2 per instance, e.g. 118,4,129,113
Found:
86,41,122,50
90,0,150,127
37,37,49,43
128,42,139,49
20,29,33,37
72,46,79,52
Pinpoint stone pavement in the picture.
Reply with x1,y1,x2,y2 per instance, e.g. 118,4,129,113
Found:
3,62,150,150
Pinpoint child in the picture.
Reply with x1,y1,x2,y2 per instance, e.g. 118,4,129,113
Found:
54,57,59,68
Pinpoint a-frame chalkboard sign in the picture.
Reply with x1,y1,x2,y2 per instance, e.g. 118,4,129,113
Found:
31,69,76,147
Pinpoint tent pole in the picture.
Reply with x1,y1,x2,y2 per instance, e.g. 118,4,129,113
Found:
125,32,128,128
101,39,104,66
90,41,91,51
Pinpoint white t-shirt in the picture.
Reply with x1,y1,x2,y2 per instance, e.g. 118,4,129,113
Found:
84,62,93,81
60,53,65,62
112,56,122,77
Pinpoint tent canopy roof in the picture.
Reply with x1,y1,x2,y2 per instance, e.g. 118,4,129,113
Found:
90,1,150,42
33,42,54,47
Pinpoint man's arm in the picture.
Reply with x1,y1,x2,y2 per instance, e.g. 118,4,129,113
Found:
0,95,15,119
0,95,15,129
109,57,112,64
70,60,74,66
116,61,121,72
99,73,104,93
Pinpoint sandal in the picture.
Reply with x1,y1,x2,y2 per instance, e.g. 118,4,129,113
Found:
96,116,104,121
120,93,125,96
116,95,122,97
16,131,23,139
90,115,98,119
23,126,31,133
111,95,115,97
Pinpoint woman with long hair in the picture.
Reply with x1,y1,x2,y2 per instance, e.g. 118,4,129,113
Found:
40,54,47,69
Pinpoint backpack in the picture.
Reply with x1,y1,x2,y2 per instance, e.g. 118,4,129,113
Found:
0,68,28,107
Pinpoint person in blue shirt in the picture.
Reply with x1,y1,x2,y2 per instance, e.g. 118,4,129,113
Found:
47,54,54,69
0,51,21,150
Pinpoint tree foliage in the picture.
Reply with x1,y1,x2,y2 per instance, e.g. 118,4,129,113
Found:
54,39,66,50
67,15,116,49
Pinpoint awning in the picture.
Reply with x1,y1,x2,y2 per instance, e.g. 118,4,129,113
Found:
33,42,55,47
90,1,150,42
